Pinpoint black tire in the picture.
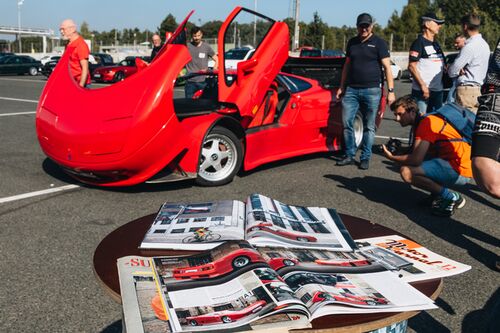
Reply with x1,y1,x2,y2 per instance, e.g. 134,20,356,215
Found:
232,256,250,269
28,67,38,76
353,111,364,148
189,320,198,326
196,126,243,186
113,72,124,82
221,316,232,323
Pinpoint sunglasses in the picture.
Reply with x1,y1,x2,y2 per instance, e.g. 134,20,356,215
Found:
357,24,371,29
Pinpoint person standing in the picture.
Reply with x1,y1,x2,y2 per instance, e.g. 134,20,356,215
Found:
382,96,473,217
446,34,467,103
408,13,445,115
184,26,218,98
335,13,395,170
448,13,491,113
150,34,163,61
59,19,90,87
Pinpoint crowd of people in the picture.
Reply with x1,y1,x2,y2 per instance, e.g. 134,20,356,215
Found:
58,12,498,217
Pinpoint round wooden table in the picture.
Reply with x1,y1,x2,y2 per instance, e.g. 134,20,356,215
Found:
94,213,442,333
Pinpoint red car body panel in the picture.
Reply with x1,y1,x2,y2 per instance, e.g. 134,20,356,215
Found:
92,61,137,82
172,248,264,280
267,257,299,271
314,259,371,267
248,223,317,242
186,300,266,326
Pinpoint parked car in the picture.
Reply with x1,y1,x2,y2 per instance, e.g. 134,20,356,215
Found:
224,47,255,70
40,55,62,66
0,55,41,76
247,223,318,242
89,52,115,74
390,60,402,80
36,7,386,187
92,56,149,83
186,300,266,326
299,47,345,58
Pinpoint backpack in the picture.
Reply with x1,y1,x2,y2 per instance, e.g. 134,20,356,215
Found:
426,102,476,144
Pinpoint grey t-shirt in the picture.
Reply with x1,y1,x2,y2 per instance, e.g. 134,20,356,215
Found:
186,41,215,82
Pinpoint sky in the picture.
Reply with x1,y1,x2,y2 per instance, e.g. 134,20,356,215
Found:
0,0,406,37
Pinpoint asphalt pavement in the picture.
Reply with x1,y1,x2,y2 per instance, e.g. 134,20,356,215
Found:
0,75,498,333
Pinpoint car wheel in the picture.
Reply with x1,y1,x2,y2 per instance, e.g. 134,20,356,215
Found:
189,320,198,326
353,111,364,148
366,300,376,306
196,126,243,186
296,237,309,242
221,316,232,323
113,72,124,82
28,67,38,76
232,256,250,268
283,259,296,266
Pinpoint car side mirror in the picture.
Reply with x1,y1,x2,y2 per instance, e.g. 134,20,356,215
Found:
236,58,258,85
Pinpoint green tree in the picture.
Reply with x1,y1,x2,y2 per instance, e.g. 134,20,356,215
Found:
79,21,91,39
158,14,177,40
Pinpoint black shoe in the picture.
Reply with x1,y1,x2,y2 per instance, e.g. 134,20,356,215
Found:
359,159,369,170
336,156,355,166
431,193,466,217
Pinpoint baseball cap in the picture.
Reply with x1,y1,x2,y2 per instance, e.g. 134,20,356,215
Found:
356,13,373,26
421,13,445,24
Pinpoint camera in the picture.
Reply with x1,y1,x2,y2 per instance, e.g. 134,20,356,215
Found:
385,138,402,154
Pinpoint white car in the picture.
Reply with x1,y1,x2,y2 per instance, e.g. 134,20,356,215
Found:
40,55,61,66
223,47,255,70
390,60,402,80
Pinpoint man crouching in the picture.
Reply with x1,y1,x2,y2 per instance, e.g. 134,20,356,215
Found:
382,95,473,217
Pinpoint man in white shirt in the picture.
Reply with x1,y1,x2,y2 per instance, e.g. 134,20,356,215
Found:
448,14,491,113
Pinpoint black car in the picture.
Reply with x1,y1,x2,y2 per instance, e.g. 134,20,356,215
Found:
41,52,115,78
0,55,41,76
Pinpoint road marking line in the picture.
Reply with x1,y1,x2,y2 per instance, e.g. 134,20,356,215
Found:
0,96,38,103
0,111,36,117
0,184,80,204
0,78,46,83
375,135,409,142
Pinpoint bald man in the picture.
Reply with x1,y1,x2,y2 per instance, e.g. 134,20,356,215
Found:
150,34,162,61
59,19,90,87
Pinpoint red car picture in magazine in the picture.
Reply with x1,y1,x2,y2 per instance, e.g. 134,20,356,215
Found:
248,223,317,243
267,257,299,271
186,300,266,326
314,258,370,267
36,7,386,188
312,291,388,306
173,245,264,280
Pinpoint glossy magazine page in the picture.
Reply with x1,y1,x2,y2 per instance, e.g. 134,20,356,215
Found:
150,241,310,332
117,256,172,333
245,193,356,251
140,200,246,250
355,235,472,282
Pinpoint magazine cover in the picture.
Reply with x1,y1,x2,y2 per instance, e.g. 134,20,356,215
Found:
355,235,472,282
117,256,171,333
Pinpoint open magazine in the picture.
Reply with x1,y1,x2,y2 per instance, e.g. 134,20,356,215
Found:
146,240,436,332
140,194,356,251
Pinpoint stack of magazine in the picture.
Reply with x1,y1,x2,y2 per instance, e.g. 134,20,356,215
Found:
117,194,471,333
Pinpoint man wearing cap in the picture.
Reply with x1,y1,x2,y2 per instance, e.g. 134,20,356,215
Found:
408,13,445,115
448,14,491,113
335,13,395,170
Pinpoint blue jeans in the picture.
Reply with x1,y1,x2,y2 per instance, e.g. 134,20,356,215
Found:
185,81,207,98
342,86,382,161
421,158,472,187
411,89,443,115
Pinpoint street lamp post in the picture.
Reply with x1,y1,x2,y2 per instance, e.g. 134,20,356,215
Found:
17,0,24,53
253,0,257,47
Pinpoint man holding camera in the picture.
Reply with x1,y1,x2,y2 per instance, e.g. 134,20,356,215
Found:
382,95,473,217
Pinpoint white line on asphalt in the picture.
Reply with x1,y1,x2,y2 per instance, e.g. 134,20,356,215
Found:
375,135,409,142
0,111,36,117
0,78,46,83
0,96,38,103
0,184,80,204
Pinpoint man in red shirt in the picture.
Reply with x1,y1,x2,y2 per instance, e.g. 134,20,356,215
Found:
59,19,90,87
382,95,473,217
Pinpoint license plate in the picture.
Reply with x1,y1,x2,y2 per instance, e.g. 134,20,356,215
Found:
94,74,101,78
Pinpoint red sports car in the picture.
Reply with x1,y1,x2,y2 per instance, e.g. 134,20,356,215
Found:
311,291,387,306
248,223,317,242
172,247,264,280
267,257,299,271
314,258,371,267
186,300,266,326
36,7,386,187
92,56,149,83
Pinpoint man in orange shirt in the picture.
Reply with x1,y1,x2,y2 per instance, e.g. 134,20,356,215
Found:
59,19,90,87
382,95,473,217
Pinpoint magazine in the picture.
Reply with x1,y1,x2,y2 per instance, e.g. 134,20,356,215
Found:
140,194,356,251
355,235,472,282
149,240,436,332
117,255,311,333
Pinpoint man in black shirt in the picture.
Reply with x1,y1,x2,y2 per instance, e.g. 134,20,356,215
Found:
150,34,163,61
336,13,395,170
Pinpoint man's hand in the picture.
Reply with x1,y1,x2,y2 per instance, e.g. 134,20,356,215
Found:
335,87,343,101
382,144,394,160
387,92,396,105
421,85,430,100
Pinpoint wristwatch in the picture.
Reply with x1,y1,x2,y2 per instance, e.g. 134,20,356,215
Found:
388,88,394,93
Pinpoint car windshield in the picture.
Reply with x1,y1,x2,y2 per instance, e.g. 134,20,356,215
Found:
225,49,250,60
